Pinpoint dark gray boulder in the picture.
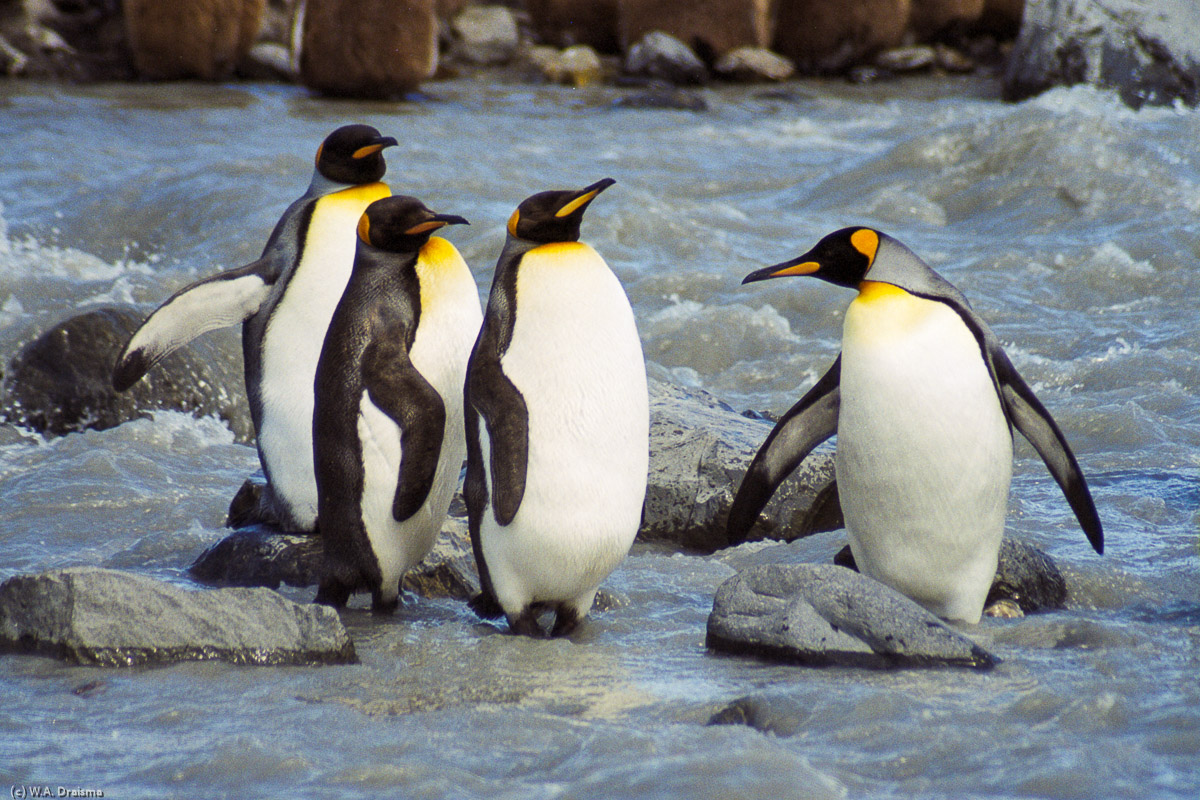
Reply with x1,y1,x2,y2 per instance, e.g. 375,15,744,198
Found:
833,536,1068,614
643,378,838,552
706,563,994,669
1003,0,1200,108
0,567,355,666
624,31,708,85
0,306,251,441
189,525,323,590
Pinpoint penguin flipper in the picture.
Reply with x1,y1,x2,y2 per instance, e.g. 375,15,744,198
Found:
466,359,529,526
361,336,447,523
726,356,842,546
992,348,1104,554
112,259,277,391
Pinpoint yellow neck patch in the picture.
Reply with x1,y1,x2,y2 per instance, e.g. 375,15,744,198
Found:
855,280,910,303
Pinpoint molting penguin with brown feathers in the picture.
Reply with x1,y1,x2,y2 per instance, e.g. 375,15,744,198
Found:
729,227,1103,624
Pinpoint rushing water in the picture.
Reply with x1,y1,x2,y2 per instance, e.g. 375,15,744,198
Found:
1,75,1198,799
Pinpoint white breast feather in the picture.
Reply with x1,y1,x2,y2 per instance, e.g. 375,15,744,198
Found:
837,288,1012,623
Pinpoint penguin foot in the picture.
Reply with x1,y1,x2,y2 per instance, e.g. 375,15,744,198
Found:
468,591,506,620
314,580,352,609
371,589,400,615
550,606,582,638
508,608,548,638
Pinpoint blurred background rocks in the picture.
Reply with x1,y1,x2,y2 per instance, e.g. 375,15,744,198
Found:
0,1,1194,108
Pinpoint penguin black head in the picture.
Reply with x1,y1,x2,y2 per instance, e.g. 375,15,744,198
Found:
315,124,399,185
743,227,881,289
356,196,468,254
507,178,615,244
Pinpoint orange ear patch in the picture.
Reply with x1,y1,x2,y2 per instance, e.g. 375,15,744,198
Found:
850,229,879,264
357,212,371,245
507,208,520,237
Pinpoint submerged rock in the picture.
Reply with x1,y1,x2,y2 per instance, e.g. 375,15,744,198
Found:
0,567,356,666
1004,0,1200,108
706,563,995,669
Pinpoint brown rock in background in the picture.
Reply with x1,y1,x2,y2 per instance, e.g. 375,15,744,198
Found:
908,0,985,40
124,0,266,80
617,0,776,61
300,0,437,97
773,0,910,74
527,0,622,53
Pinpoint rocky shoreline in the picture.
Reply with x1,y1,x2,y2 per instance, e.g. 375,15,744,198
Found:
1,1,1196,108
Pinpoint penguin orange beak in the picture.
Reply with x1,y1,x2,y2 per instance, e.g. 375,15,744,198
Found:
403,214,469,235
555,178,616,218
742,256,821,284
353,136,399,159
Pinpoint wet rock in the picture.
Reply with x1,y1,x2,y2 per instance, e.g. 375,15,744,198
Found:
300,0,437,98
0,567,356,666
526,0,621,53
773,0,912,74
527,43,605,86
1003,0,1200,108
643,379,837,552
908,0,985,41
0,307,251,442
624,31,708,85
833,536,1068,613
706,563,995,669
987,537,1068,612
194,502,479,599
618,0,775,60
190,525,323,589
124,0,266,80
449,4,520,66
713,47,795,82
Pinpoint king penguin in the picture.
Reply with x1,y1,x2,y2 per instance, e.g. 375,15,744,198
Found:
728,227,1103,624
313,196,480,612
464,178,649,637
112,124,397,532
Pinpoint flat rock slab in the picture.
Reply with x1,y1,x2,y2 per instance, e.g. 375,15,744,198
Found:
0,567,356,666
706,564,994,670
